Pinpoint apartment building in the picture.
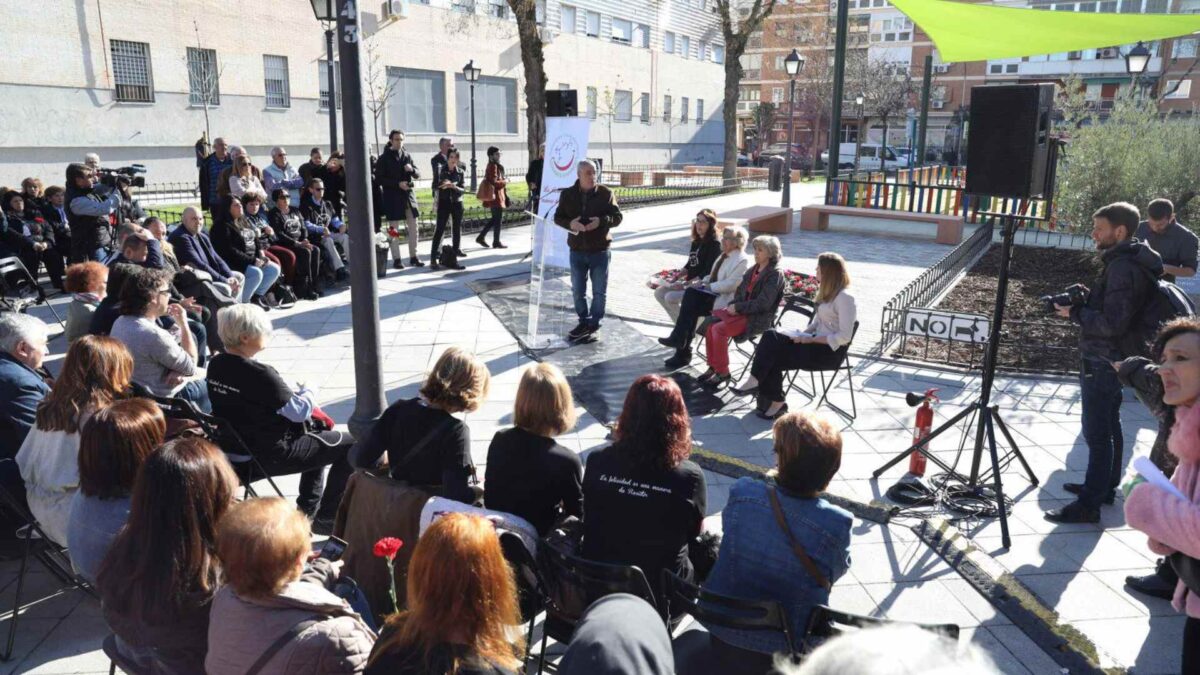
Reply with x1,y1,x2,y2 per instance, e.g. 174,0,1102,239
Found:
0,0,726,185
738,0,1198,163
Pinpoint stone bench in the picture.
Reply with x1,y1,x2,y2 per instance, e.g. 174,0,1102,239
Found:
799,204,964,245
717,205,793,235
651,170,694,186
614,171,647,187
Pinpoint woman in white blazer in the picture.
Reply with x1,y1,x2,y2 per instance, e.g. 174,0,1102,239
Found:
661,224,751,369
732,252,857,420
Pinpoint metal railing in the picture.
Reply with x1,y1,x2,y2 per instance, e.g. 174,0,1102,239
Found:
138,182,201,206
835,164,964,186
825,177,1052,223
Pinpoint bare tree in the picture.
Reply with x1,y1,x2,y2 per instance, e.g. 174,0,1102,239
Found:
364,36,399,155
852,57,915,153
750,101,778,154
600,86,618,169
186,21,224,142
714,0,780,180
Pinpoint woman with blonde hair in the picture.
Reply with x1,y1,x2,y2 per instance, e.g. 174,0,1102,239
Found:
353,346,491,504
484,363,582,535
366,513,523,675
732,252,856,420
17,335,132,544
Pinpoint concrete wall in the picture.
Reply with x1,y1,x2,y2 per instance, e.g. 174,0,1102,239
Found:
0,0,727,187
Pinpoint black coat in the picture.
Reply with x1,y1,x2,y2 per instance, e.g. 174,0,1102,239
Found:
1070,239,1163,361
211,218,261,273
525,158,544,189
269,208,309,249
431,152,449,198
436,165,466,205
377,146,421,220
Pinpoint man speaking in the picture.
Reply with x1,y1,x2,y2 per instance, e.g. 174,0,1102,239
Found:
553,160,623,342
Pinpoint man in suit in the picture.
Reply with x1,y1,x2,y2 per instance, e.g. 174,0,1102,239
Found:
40,186,72,262
0,313,50,460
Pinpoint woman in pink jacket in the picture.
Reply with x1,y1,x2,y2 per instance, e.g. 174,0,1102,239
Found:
1125,316,1200,673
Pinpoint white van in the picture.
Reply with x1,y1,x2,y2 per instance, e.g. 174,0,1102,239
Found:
822,143,906,171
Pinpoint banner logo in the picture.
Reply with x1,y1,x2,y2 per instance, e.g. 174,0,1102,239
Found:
550,135,579,176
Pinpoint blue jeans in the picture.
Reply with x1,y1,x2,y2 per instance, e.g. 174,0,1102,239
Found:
1078,357,1124,508
240,263,282,302
569,249,611,328
176,379,212,414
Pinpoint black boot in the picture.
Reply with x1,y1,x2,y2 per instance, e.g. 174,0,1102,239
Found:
665,349,692,370
1126,559,1178,600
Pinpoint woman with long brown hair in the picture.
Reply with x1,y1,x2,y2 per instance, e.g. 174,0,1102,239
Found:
97,437,239,675
652,209,722,322
66,398,165,584
16,335,132,545
366,513,524,674
733,251,857,420
582,374,707,600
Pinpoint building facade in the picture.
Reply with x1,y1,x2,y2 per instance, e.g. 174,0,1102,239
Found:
738,0,1198,163
0,0,727,186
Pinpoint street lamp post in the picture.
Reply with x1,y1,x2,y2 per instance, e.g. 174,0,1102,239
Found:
310,0,384,438
325,27,339,153
853,94,864,177
1125,41,1151,97
781,49,805,209
463,60,482,192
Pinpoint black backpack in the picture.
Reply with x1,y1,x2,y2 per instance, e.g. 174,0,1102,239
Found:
1126,268,1195,356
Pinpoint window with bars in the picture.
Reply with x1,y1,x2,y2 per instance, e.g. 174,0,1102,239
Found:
613,90,633,121
263,54,291,108
681,96,689,122
187,47,219,107
696,99,703,124
319,60,342,110
640,92,650,123
663,95,672,122
111,39,154,103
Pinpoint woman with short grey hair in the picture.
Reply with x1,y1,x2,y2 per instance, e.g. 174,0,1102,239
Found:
697,235,786,389
205,304,354,534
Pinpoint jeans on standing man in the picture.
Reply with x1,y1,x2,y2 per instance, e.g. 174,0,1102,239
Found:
570,250,611,330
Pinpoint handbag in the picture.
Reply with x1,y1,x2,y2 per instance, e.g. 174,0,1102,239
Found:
476,179,495,203
768,486,831,590
439,245,458,268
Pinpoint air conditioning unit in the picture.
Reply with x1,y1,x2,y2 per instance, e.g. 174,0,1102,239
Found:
540,26,555,44
382,0,408,20
932,64,951,73
1097,47,1119,59
931,100,945,109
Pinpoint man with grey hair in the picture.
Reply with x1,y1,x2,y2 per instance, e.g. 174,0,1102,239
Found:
263,146,305,207
84,153,101,171
553,159,623,341
202,137,232,212
0,313,51,460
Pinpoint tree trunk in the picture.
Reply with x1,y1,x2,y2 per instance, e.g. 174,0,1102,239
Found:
811,113,822,171
722,58,742,181
510,1,547,158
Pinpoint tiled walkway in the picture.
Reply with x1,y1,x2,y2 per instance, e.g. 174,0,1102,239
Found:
7,187,1172,673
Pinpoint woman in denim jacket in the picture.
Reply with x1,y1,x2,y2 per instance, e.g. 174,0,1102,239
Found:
701,411,852,665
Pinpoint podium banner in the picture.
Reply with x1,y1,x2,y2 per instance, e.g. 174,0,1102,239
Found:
533,117,591,269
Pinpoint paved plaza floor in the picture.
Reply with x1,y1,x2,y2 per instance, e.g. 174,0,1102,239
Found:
6,186,1178,673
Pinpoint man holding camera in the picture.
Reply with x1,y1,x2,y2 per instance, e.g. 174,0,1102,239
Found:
1046,202,1164,524
64,162,120,263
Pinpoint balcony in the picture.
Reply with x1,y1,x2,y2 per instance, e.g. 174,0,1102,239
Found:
1015,56,1163,78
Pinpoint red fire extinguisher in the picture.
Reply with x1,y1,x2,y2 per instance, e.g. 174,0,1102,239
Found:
907,388,939,477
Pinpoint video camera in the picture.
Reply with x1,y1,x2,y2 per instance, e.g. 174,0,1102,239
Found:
97,164,148,189
1040,283,1088,313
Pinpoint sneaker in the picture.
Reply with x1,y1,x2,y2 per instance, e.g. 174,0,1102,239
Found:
1063,482,1115,505
1043,501,1100,524
409,256,425,267
1125,559,1177,600
568,321,591,340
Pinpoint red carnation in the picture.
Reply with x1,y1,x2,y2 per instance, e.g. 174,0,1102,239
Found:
373,537,403,560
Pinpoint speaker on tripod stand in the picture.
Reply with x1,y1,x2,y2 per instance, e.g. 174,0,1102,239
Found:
874,84,1059,549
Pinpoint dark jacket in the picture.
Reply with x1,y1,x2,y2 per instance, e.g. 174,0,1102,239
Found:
203,153,233,207
730,262,786,338
321,167,347,218
558,594,674,675
0,352,51,460
431,152,449,199
435,166,466,206
552,182,623,253
66,183,118,259
685,237,722,280
40,202,71,243
168,227,234,282
102,588,212,675
211,218,262,273
300,194,337,232
270,208,309,249
377,146,421,220
118,193,146,225
1118,356,1178,476
1,209,55,253
525,158,544,189
1071,239,1163,361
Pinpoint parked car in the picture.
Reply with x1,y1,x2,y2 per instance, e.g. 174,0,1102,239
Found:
758,143,812,171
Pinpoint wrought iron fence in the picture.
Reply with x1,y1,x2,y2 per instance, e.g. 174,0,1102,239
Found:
825,176,1052,224
138,182,201,206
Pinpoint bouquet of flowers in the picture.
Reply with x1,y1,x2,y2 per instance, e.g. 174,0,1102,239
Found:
374,230,391,249
373,536,404,613
647,268,688,289
783,270,819,299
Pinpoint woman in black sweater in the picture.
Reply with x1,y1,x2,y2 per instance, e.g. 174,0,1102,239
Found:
484,363,582,535
212,199,281,307
430,149,467,271
352,346,491,504
653,209,722,323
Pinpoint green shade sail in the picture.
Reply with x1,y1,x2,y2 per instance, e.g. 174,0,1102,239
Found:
887,0,1200,62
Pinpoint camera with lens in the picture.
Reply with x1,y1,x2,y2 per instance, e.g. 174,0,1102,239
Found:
1041,283,1089,313
97,164,148,189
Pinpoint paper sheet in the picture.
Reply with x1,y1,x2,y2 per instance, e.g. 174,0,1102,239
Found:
1134,456,1189,502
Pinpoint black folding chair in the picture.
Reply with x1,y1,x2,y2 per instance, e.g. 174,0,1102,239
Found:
0,460,96,662
499,531,548,674
148,396,284,498
661,571,801,665
783,321,860,421
803,604,959,653
535,541,659,673
103,633,149,675
0,256,65,331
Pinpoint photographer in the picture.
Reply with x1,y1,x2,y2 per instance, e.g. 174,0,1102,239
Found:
64,162,120,263
1046,202,1163,525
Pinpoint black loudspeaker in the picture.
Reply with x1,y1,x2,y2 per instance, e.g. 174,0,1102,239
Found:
547,90,578,117
965,84,1056,199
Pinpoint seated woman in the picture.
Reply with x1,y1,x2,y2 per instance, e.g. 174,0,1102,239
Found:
268,188,322,300
653,209,722,323
244,192,296,288
63,261,108,343
662,225,750,369
353,347,490,505
484,363,582,535
698,411,851,671
98,437,240,675
206,304,354,534
697,235,786,389
1,190,64,289
109,268,210,412
206,497,377,674
67,398,165,584
733,252,857,420
366,513,523,675
87,263,139,337
582,375,706,600
213,198,282,307
17,335,131,545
